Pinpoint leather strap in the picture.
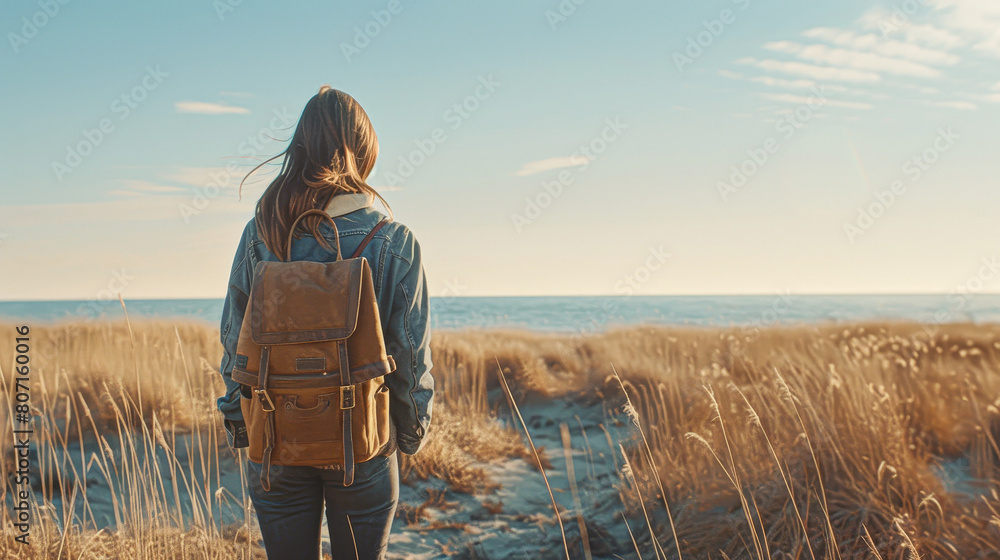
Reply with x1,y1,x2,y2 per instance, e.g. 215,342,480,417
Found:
285,209,341,261
256,345,271,390
261,411,276,492
257,345,275,492
350,218,389,259
339,341,355,486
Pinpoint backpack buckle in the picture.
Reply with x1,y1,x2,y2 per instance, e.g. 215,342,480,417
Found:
340,386,355,410
255,389,276,412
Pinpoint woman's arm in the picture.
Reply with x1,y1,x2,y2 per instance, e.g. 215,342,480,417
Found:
218,222,253,448
383,226,434,455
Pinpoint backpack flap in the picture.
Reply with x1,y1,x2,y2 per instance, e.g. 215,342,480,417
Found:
249,259,363,345
232,257,395,388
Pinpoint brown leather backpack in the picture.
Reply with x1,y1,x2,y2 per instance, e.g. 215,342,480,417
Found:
231,209,396,490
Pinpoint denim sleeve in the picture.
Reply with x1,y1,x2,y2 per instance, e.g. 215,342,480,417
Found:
384,228,434,455
217,222,253,425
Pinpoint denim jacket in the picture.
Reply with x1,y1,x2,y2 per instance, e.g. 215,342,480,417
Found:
217,204,434,456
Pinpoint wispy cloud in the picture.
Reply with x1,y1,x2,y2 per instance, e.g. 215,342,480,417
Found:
900,83,941,95
736,57,880,83
118,180,186,193
164,166,276,191
926,100,977,110
722,69,823,91
976,35,1000,57
165,167,235,186
174,101,250,115
107,180,186,197
903,23,966,49
959,92,1000,104
762,41,942,78
859,1,1000,57
856,8,966,49
727,4,1000,114
750,75,821,90
0,198,189,227
926,0,1000,56
761,92,873,110
515,156,589,176
802,27,960,66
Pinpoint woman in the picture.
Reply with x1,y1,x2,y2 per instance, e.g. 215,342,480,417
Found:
216,86,434,560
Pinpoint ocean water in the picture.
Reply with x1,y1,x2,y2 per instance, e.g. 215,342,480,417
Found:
1,294,999,334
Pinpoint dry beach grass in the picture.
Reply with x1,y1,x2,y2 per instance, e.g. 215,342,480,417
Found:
0,318,997,558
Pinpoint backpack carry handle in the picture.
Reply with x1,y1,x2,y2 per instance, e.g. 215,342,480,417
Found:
285,209,342,261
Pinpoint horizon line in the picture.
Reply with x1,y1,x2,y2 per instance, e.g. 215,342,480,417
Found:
2,292,999,304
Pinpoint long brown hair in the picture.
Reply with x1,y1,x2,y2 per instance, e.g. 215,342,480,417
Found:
242,85,390,261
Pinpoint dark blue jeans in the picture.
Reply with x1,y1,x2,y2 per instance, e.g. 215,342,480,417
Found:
246,453,399,560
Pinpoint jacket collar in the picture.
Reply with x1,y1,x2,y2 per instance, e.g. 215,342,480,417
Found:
325,191,374,218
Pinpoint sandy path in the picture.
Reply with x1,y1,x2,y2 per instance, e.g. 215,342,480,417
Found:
377,396,647,559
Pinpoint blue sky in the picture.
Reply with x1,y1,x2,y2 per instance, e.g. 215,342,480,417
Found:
2,0,999,300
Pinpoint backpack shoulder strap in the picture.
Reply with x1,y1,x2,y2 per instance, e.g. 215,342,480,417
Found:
350,218,390,259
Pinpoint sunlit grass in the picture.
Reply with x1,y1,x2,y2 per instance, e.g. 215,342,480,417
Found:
589,323,1000,559
0,319,997,558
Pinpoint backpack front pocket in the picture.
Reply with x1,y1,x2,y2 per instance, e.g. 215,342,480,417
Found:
275,391,343,444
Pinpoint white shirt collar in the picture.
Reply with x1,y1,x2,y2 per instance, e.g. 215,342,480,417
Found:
324,191,374,218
